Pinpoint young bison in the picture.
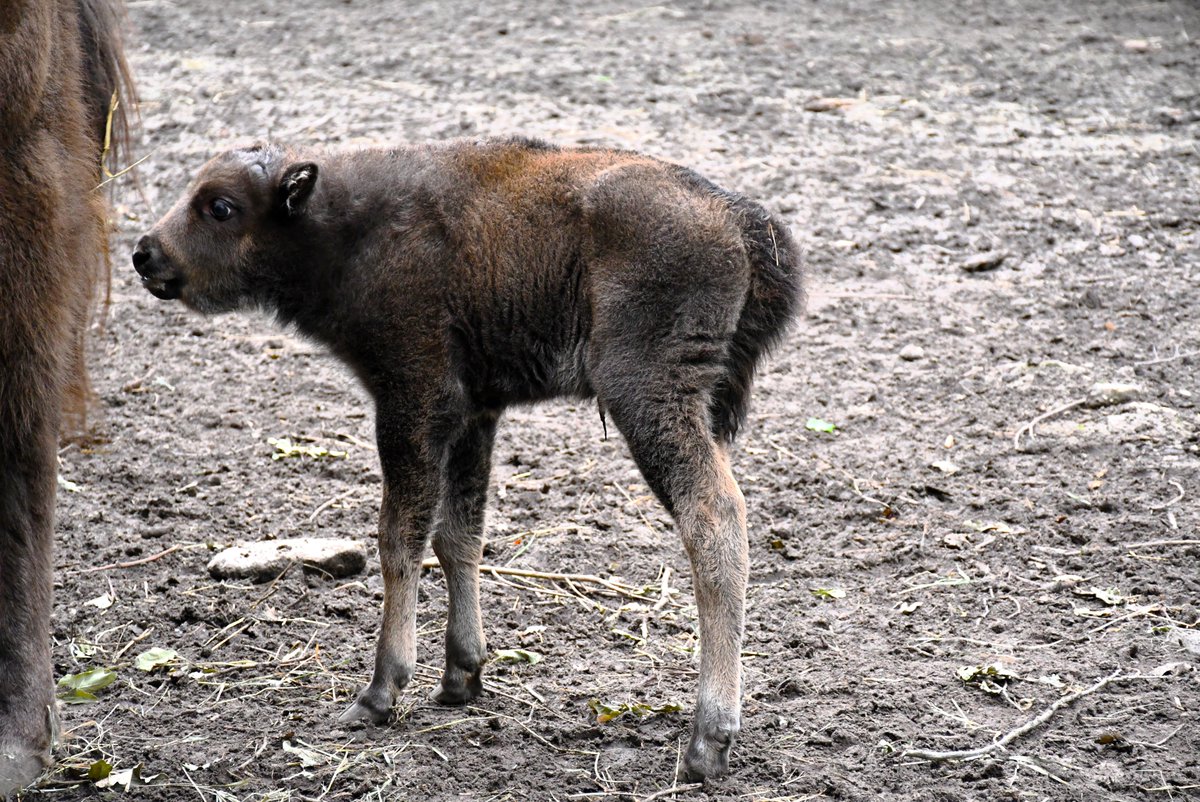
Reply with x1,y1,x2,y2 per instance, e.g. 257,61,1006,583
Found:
133,138,803,781
1,0,131,793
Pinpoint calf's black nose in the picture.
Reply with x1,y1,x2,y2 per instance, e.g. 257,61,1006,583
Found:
132,235,157,277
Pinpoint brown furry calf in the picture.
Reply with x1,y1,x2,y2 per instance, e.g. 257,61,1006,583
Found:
0,0,131,793
133,137,803,781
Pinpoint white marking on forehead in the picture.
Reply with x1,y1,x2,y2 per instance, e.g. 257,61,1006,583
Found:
232,147,276,176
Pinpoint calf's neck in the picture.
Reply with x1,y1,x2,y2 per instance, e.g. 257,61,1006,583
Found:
133,137,803,781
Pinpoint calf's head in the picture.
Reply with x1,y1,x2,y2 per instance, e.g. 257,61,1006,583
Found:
132,145,318,313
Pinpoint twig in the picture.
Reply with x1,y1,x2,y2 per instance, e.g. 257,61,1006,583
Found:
1133,347,1200,366
111,627,154,661
613,482,662,533
902,670,1123,761
1122,539,1200,549
1147,480,1186,512
653,566,673,611
78,543,194,573
640,784,703,802
421,558,666,603
1013,398,1087,450
308,488,358,522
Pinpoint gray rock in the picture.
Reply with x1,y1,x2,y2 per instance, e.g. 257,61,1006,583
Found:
899,343,925,361
1087,382,1142,407
208,537,367,582
960,250,1008,273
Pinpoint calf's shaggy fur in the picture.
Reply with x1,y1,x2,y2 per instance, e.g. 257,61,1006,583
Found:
133,137,802,781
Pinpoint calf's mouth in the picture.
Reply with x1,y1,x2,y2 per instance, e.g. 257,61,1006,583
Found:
131,236,184,301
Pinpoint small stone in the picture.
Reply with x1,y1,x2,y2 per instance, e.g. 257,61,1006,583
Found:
960,250,1008,273
208,537,367,582
1087,382,1142,407
899,344,925,361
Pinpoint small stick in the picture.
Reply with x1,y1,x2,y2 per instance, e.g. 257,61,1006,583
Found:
1013,398,1087,450
1147,480,1186,512
653,566,673,611
111,627,154,661
903,670,1123,761
613,482,661,533
640,784,703,802
422,558,663,602
78,543,192,573
308,488,357,522
1133,347,1200,366
1122,539,1200,549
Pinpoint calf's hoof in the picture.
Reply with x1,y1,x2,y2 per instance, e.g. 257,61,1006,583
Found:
0,743,47,797
337,692,392,726
679,720,737,783
431,668,483,706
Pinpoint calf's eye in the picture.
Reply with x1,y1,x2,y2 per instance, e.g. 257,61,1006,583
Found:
209,198,235,221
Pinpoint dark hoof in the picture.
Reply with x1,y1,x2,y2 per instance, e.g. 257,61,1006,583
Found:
431,670,483,706
337,695,391,726
0,744,47,797
679,723,736,783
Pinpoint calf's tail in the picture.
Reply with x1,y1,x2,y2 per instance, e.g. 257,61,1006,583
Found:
709,199,804,443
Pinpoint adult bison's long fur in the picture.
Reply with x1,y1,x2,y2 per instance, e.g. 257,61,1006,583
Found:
0,0,131,792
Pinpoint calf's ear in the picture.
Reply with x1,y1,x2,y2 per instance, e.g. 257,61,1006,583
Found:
279,162,319,217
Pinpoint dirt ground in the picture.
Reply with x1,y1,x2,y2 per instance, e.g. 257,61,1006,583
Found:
21,0,1200,799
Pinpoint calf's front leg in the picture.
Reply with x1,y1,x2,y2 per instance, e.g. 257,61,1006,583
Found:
340,427,438,725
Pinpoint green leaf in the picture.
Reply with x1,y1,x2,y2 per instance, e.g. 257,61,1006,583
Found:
135,647,178,672
494,648,543,665
587,699,683,724
57,667,117,704
805,417,837,433
88,759,113,782
810,587,846,600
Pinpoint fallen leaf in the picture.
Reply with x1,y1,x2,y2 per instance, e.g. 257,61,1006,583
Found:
84,593,114,610
587,699,682,724
494,648,543,665
134,647,178,672
57,667,117,704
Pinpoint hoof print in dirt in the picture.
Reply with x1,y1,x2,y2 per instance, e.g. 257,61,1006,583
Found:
207,537,367,582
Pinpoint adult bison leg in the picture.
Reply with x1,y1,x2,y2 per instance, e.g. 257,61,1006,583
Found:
0,332,64,794
339,404,439,725
430,413,498,706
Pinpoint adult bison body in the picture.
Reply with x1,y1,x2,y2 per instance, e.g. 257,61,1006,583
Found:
0,0,131,793
133,138,802,781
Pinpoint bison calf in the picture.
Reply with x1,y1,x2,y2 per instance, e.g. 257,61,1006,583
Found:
133,137,802,781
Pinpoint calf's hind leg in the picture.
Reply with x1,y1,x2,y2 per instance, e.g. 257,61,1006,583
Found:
597,382,749,782
430,414,498,705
